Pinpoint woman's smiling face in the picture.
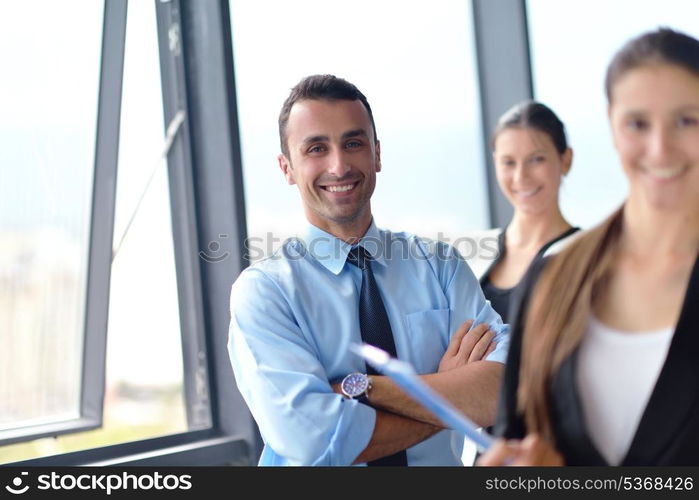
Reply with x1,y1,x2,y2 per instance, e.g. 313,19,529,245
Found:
609,63,699,213
493,127,571,216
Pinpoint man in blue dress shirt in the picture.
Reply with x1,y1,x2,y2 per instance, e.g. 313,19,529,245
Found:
228,75,510,466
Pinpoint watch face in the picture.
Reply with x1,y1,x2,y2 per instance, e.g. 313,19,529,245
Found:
342,373,369,398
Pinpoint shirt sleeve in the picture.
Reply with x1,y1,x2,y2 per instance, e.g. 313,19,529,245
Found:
442,244,511,364
228,267,376,466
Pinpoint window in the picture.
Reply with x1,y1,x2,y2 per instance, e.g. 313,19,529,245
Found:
0,0,104,451
1,0,215,464
230,0,488,260
527,0,699,228
102,0,195,448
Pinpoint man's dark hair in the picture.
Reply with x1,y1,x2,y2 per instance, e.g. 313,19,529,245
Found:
278,74,378,156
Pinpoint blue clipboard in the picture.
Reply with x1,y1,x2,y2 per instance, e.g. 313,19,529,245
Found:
351,343,495,452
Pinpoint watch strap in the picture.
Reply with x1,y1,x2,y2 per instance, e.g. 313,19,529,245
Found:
357,376,372,404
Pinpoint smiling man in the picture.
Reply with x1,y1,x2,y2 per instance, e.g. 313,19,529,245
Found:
278,98,378,239
227,74,510,466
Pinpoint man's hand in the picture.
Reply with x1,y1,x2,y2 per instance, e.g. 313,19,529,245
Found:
332,319,502,428
438,319,496,372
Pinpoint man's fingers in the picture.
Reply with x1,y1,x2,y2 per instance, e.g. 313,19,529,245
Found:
445,319,473,356
458,322,489,357
484,341,496,358
442,321,495,370
468,329,495,362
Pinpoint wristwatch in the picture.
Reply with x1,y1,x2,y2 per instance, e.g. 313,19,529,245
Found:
340,372,372,403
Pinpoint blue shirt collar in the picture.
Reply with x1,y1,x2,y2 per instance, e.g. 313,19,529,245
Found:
300,220,387,275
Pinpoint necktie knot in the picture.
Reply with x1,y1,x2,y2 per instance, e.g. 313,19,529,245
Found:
347,246,372,271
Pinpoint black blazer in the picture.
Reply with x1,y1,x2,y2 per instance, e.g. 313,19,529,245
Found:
479,227,580,323
494,254,699,465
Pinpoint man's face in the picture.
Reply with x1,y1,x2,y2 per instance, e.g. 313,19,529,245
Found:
278,98,381,236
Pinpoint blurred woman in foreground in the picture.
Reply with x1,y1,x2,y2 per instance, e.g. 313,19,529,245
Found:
479,28,699,466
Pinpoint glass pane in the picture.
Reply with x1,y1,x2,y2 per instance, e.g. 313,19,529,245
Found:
230,0,487,261
0,0,190,463
0,1,102,433
104,0,188,445
527,0,699,228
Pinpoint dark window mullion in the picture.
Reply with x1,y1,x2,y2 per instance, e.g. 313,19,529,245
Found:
177,0,259,461
154,0,212,431
472,0,533,228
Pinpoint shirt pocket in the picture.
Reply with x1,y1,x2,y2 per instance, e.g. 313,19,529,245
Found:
403,308,450,374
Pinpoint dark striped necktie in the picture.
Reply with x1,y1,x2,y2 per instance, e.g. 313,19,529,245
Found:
347,245,408,466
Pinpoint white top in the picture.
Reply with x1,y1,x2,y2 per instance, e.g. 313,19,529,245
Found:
576,315,674,465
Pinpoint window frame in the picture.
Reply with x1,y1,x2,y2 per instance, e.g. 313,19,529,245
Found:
6,0,258,465
0,0,125,448
472,0,533,228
